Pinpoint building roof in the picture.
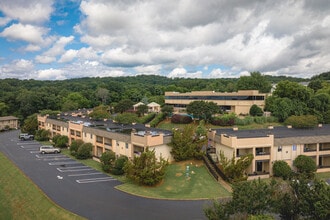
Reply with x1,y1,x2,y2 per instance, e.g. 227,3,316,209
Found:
214,124,330,139
147,102,160,107
0,116,19,121
133,102,145,107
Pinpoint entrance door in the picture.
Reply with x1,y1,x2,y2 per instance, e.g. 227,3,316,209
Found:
256,161,263,172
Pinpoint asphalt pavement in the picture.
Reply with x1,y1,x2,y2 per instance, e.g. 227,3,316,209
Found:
0,130,209,220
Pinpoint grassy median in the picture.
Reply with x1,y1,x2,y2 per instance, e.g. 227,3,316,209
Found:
0,152,85,220
116,160,231,199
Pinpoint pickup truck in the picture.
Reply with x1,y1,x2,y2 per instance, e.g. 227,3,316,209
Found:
19,133,34,141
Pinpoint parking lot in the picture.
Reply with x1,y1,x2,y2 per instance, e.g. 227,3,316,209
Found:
0,130,207,220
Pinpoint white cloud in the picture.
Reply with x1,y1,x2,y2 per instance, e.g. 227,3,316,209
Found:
0,0,53,24
37,68,66,80
1,0,330,79
0,23,49,44
35,36,74,64
0,16,11,26
0,59,34,79
168,67,202,78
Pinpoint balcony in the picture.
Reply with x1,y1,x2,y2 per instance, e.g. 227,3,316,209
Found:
304,144,317,152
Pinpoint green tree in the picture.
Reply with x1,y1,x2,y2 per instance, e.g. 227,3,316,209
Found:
0,102,9,116
136,104,148,117
52,135,69,148
249,104,263,116
293,155,317,178
100,150,116,173
112,156,128,175
115,113,139,124
96,87,109,105
284,115,318,128
21,114,38,135
169,125,206,161
276,176,330,220
70,139,84,156
186,101,218,122
272,160,292,180
114,99,134,113
161,105,174,117
204,179,276,219
124,148,168,186
76,143,93,159
34,129,51,141
308,79,324,92
89,105,110,120
219,151,253,183
62,92,90,111
273,80,312,102
236,72,272,93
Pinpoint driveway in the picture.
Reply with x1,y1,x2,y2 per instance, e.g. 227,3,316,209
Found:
0,130,208,220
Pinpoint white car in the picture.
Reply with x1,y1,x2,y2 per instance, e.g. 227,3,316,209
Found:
39,145,61,154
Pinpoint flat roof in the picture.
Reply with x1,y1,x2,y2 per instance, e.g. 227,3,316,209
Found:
213,124,330,139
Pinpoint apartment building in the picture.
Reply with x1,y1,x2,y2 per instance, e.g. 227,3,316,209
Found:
207,125,330,180
165,90,267,115
0,116,19,130
37,115,173,161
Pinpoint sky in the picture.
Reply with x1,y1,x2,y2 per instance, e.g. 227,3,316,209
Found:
0,0,329,80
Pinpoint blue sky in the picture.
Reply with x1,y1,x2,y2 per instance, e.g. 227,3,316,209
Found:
0,0,330,80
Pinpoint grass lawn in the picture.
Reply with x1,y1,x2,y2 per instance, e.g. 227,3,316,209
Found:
116,160,231,200
0,152,85,220
61,149,231,199
316,171,330,180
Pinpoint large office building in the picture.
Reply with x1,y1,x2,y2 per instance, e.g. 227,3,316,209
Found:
164,90,268,115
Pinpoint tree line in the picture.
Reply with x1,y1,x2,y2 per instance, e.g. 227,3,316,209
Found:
0,72,310,120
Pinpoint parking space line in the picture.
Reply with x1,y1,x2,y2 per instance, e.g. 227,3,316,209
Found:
68,172,103,177
49,161,80,165
36,154,65,158
30,151,40,154
76,177,115,184
42,157,72,161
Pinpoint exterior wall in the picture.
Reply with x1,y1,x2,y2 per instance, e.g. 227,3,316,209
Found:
0,116,19,130
37,115,173,162
165,90,267,115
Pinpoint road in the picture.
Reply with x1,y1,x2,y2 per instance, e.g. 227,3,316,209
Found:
0,130,209,220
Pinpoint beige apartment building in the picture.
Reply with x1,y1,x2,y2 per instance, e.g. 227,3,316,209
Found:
165,90,267,115
38,114,330,180
0,116,19,130
208,125,330,180
38,115,173,161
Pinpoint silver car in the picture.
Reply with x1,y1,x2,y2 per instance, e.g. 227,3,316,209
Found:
39,145,61,154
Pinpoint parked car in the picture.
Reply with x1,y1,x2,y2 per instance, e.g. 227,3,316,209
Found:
19,133,34,141
39,145,61,154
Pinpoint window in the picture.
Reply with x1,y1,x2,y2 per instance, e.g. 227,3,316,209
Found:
278,146,282,152
125,143,129,149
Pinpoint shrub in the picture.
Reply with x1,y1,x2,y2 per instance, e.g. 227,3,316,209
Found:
34,129,50,141
140,112,156,124
52,135,69,148
293,155,317,178
171,114,193,124
150,112,165,127
211,113,236,126
100,151,116,172
272,160,292,180
254,116,267,124
112,156,128,175
249,104,263,116
76,143,93,159
284,115,318,128
70,139,84,156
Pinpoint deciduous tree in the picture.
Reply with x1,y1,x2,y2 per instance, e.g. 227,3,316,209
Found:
124,148,168,186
